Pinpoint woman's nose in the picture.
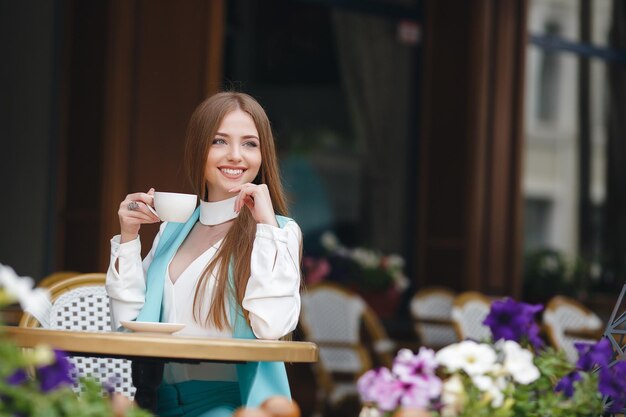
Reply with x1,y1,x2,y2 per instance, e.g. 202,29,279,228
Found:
227,145,242,161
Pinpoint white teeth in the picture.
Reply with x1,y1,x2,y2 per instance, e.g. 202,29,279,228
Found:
221,168,243,175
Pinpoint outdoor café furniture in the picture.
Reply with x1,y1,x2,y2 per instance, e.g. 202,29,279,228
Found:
19,273,136,398
450,291,493,341
543,295,603,362
300,282,394,416
2,326,318,411
409,286,458,349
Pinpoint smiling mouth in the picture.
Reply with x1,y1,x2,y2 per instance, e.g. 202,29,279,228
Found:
220,168,245,178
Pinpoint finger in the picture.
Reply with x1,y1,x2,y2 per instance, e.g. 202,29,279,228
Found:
236,185,250,212
121,201,159,222
125,192,154,205
124,211,158,224
243,195,255,211
235,188,246,213
240,185,257,212
139,202,160,221
228,183,252,194
128,201,160,221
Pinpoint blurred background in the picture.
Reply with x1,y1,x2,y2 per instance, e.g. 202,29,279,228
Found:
2,0,626,415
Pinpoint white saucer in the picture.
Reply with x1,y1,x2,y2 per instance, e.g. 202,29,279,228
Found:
121,321,185,334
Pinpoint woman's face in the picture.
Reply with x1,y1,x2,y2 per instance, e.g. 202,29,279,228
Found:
204,109,262,201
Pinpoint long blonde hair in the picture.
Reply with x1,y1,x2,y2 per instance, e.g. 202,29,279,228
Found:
184,92,288,329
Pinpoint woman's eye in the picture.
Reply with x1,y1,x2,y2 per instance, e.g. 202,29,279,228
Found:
243,141,259,148
212,138,227,145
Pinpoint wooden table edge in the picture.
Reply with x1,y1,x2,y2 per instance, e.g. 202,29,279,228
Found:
1,326,318,363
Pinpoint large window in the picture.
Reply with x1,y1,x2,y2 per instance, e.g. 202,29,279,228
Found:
523,0,624,299
224,0,421,268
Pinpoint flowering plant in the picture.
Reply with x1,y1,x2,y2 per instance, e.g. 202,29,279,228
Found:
303,231,409,293
0,264,151,417
358,297,625,417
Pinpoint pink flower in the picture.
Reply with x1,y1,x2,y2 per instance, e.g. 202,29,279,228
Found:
401,373,443,408
357,367,404,411
393,348,439,381
393,348,442,406
359,348,443,412
303,257,331,285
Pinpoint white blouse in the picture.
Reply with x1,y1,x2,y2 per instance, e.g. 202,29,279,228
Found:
105,197,302,383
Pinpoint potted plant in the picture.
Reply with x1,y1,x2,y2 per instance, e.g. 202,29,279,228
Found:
357,297,626,417
0,264,152,417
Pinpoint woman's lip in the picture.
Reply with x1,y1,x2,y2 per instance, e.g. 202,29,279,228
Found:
219,167,246,178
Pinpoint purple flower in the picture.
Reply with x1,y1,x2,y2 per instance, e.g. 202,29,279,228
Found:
555,371,581,398
483,298,544,349
526,322,545,351
357,367,403,410
6,369,28,385
103,373,121,395
599,362,626,411
37,350,74,392
575,338,612,371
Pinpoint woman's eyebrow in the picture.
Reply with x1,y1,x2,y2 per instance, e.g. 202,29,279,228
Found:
215,132,259,140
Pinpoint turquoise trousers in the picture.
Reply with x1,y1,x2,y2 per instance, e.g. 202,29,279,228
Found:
156,381,242,417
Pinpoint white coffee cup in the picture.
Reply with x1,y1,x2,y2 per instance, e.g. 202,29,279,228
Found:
153,192,197,223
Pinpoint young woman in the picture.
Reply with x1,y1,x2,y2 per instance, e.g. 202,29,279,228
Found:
105,92,302,417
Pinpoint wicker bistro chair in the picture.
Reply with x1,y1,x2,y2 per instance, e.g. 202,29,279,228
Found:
451,291,493,342
300,283,395,416
543,295,603,363
410,287,458,349
19,273,135,399
38,271,80,289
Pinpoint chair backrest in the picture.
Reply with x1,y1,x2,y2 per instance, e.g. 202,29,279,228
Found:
451,291,493,341
410,286,458,349
543,295,603,362
38,271,80,289
301,283,371,374
19,273,135,399
300,283,394,405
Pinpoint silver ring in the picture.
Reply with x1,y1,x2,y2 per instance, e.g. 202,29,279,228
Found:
127,201,139,211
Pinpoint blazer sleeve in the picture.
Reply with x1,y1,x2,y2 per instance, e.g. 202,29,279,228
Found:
105,222,167,330
242,220,302,340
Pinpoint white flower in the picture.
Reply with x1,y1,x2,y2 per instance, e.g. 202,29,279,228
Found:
22,344,55,366
471,374,507,407
359,406,382,417
502,340,540,384
437,340,497,376
483,384,505,408
440,375,465,417
436,343,464,372
391,270,410,290
351,248,381,269
0,264,51,322
320,231,341,251
386,254,405,269
0,264,34,303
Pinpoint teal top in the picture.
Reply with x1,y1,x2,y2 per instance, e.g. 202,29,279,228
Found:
136,207,293,407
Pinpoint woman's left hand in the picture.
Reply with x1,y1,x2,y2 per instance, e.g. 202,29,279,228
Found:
229,183,278,227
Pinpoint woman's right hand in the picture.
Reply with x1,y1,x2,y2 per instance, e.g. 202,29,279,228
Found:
118,188,160,243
